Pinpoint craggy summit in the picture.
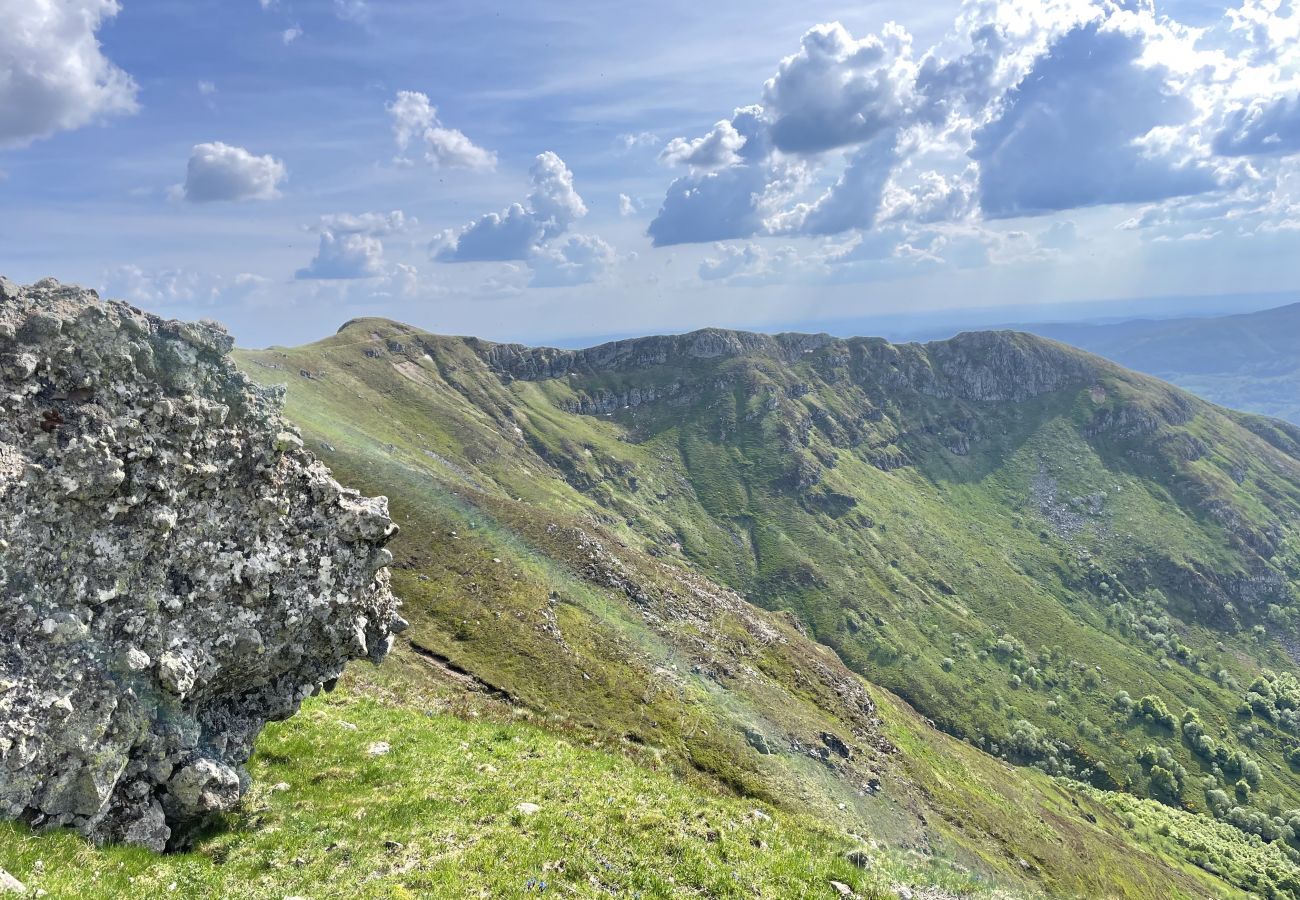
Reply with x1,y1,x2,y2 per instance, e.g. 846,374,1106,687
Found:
0,278,405,850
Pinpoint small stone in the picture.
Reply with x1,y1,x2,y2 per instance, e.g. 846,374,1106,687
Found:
0,869,26,894
845,848,872,870
894,888,913,900
158,650,196,697
749,809,772,823
367,741,391,756
271,782,291,793
743,725,771,755
339,721,359,731
515,801,542,815
830,881,853,897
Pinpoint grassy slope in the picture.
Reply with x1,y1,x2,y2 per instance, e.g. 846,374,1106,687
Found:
0,668,978,900
253,321,1300,814
6,661,1290,900
106,319,1288,896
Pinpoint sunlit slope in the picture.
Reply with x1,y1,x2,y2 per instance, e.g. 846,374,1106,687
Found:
227,320,1300,896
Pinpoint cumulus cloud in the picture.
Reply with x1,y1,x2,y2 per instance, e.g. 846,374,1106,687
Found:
880,167,978,225
659,119,747,170
528,234,617,287
436,151,587,261
971,21,1219,218
0,0,139,148
789,134,900,235
388,90,496,171
650,0,1300,255
618,193,641,216
296,210,410,280
761,21,922,155
180,142,287,203
282,26,303,45
648,165,774,247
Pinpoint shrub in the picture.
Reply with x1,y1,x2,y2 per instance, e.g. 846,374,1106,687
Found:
1134,694,1177,730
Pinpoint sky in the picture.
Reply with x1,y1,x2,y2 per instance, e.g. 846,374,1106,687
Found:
2,0,1299,348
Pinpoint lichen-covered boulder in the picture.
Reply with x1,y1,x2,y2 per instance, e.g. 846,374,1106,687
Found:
0,277,406,850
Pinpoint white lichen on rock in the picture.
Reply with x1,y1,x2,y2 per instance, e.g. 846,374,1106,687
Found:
0,277,406,850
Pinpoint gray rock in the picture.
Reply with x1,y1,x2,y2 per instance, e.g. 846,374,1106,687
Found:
0,869,25,894
845,848,872,869
743,725,772,755
0,278,407,850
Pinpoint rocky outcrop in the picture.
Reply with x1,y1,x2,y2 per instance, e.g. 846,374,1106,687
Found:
472,328,841,381
0,278,406,850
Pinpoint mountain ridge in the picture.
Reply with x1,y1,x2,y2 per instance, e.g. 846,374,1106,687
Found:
15,292,1299,896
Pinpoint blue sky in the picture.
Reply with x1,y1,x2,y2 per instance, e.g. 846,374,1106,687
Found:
2,0,1299,347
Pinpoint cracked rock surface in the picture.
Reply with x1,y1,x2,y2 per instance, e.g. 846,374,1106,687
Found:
0,277,406,850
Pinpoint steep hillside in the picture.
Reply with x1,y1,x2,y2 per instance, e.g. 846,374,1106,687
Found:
1026,302,1300,424
226,321,1300,896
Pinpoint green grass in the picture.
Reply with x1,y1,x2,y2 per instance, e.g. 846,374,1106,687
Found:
0,677,1000,900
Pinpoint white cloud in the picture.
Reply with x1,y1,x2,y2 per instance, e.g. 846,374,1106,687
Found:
785,133,900,235
761,21,921,155
880,167,978,225
296,233,385,280
618,131,660,151
970,19,1220,218
648,164,774,247
659,119,747,170
527,150,588,238
650,1,1300,250
296,210,411,280
436,152,586,261
0,0,139,148
198,81,217,96
179,142,287,203
387,90,496,171
282,26,302,45
529,234,617,287
618,193,641,216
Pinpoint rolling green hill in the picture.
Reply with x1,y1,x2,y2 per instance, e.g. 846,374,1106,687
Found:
13,320,1299,897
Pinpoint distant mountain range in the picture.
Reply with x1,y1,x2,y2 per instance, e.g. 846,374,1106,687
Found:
1018,302,1300,425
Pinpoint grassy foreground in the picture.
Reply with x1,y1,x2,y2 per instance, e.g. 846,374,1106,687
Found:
0,676,999,900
